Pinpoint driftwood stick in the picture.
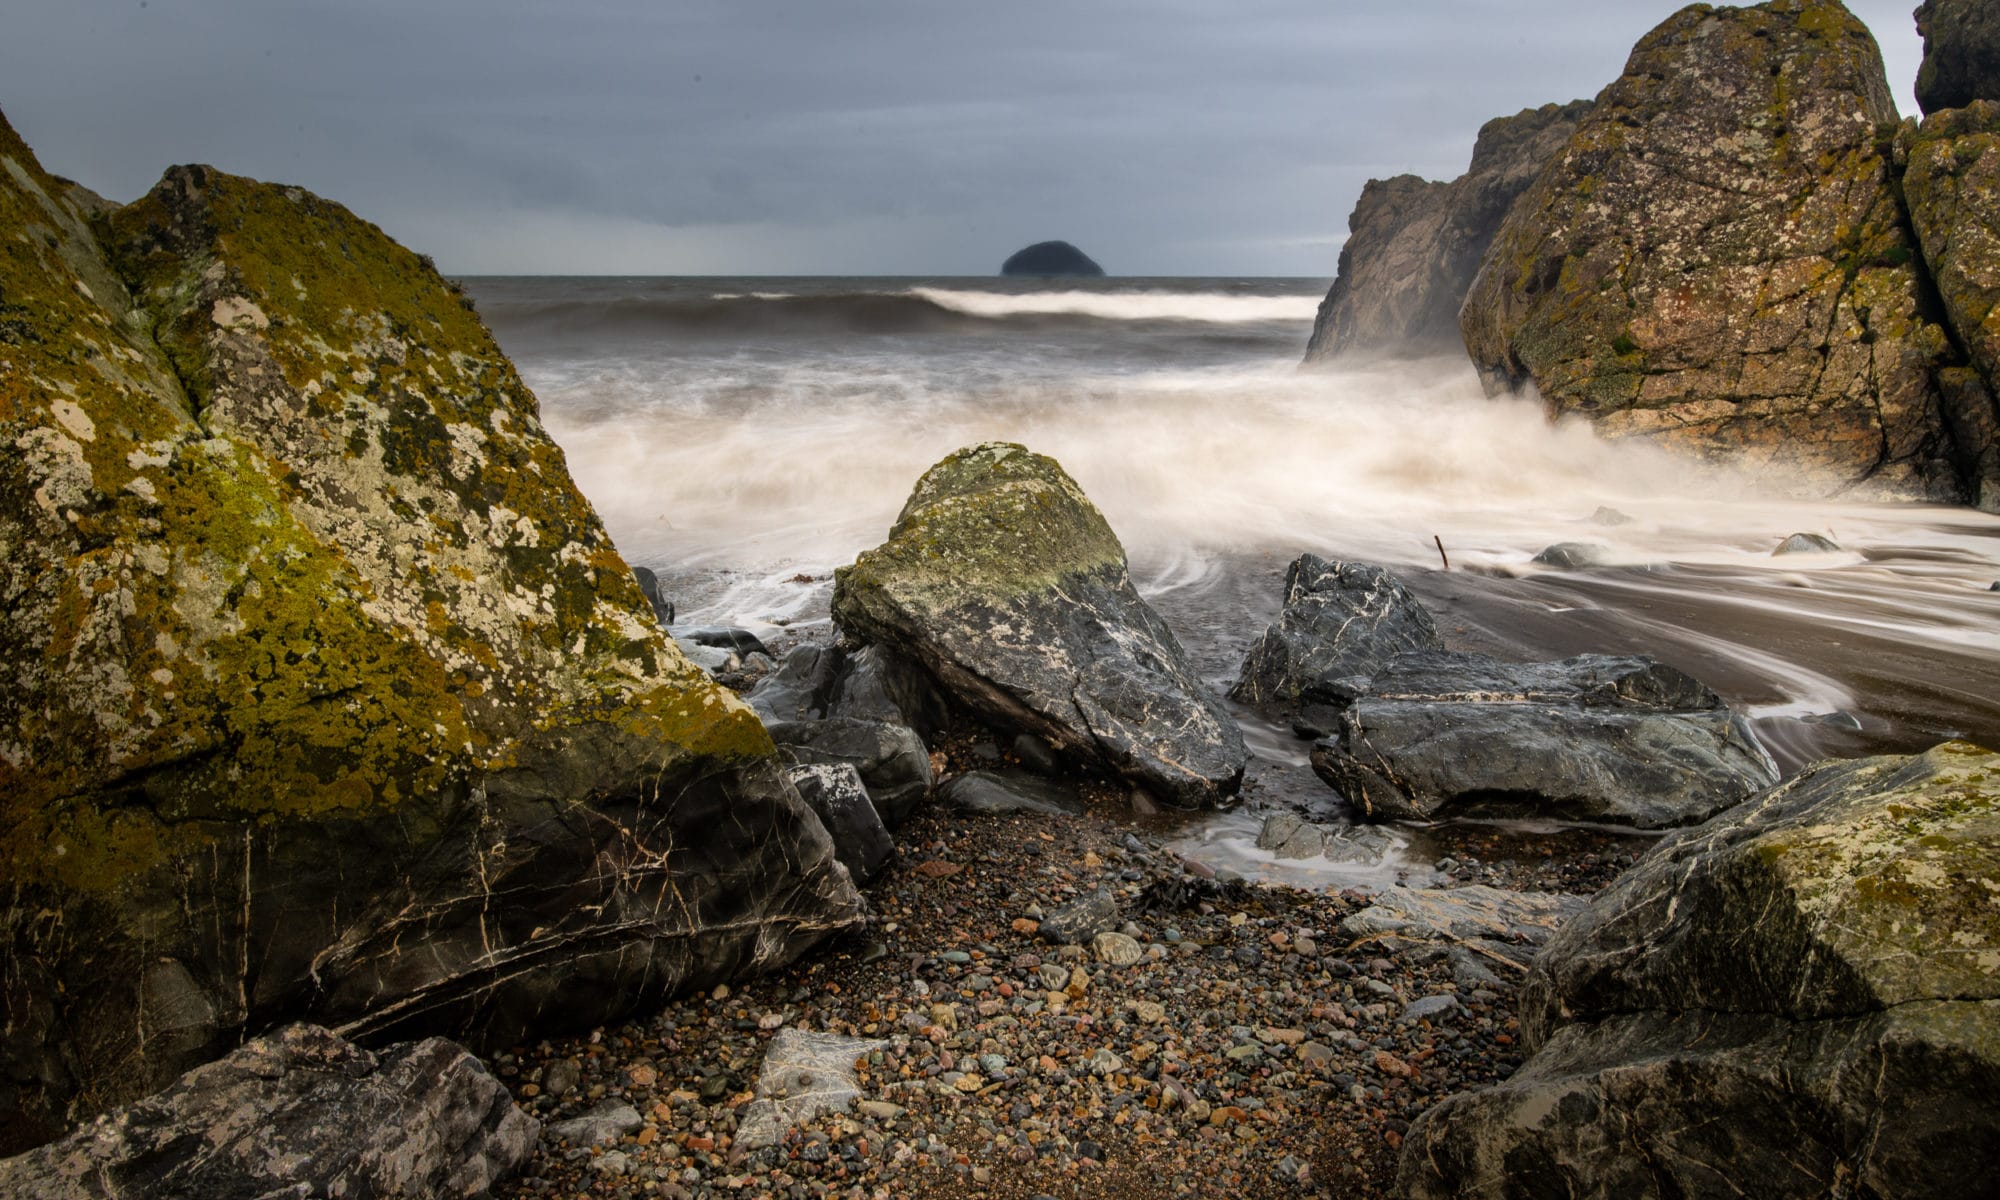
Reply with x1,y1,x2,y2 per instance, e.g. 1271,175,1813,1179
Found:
1433,535,1450,571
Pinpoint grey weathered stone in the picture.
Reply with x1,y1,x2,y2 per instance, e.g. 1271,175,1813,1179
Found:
1040,891,1120,946
1773,532,1841,554
1229,556,1443,707
769,717,932,829
1310,651,1778,827
0,1024,537,1199
938,770,1085,817
833,443,1245,807
546,1101,643,1148
1341,885,1588,971
786,763,895,887
745,641,946,732
1400,742,2000,1200
1915,0,2000,114
1255,812,1329,860
1530,542,1610,568
734,1030,888,1152
1302,101,1592,360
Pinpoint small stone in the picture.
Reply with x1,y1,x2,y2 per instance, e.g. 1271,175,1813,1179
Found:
1091,932,1143,967
1132,1000,1167,1025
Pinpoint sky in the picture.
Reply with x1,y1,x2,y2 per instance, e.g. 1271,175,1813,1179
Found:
2,1,1928,277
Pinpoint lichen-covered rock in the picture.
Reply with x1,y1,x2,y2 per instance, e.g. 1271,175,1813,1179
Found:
1899,100,2000,507
1461,0,1979,502
1309,651,1778,827
0,1024,538,1199
1915,0,2000,114
1400,741,2000,1199
1229,556,1443,706
1302,101,1590,361
831,443,1245,807
0,114,862,1145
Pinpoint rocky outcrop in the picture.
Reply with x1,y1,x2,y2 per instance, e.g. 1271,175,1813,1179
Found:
1229,556,1443,707
832,443,1245,807
1461,0,1982,502
0,114,862,1144
1915,0,2000,114
999,241,1104,277
1308,652,1778,827
1401,741,2000,1199
0,1024,537,1199
1899,100,2000,507
1302,101,1590,361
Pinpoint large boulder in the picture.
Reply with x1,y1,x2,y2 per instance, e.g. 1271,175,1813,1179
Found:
1899,100,2000,507
1461,0,1981,503
1301,101,1591,361
0,1024,537,1199
0,116,862,1145
1308,652,1778,827
1228,555,1443,707
999,241,1104,277
832,443,1245,807
1915,0,2000,115
1401,742,2000,1199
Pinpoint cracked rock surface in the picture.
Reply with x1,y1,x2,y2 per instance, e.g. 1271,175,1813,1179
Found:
832,442,1245,808
1400,741,2000,1199
1229,555,1442,708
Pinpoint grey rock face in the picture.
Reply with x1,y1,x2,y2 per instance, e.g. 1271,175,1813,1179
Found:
1302,101,1591,361
769,717,932,829
1309,652,1778,827
1400,742,2000,1199
938,770,1086,817
785,763,895,887
833,443,1245,807
546,1101,643,1147
1916,0,2000,114
0,1024,537,1199
1229,556,1443,707
747,642,945,733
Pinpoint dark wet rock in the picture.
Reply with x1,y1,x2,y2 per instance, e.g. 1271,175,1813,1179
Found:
746,641,946,732
1011,732,1062,775
1461,0,1980,502
1255,812,1405,867
631,565,676,626
1531,541,1610,568
1229,556,1443,707
999,241,1104,277
1915,0,2000,114
0,1024,536,1199
939,770,1086,817
1898,100,2000,509
1303,101,1591,361
1040,891,1120,946
1402,742,2000,1200
1773,532,1841,554
833,443,1246,807
675,625,772,659
769,717,931,829
1309,651,1779,827
0,119,862,1139
787,763,895,887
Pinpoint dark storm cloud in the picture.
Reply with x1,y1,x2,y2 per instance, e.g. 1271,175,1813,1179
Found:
1,0,1926,274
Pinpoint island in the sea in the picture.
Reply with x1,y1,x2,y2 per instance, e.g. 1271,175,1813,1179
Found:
999,239,1104,277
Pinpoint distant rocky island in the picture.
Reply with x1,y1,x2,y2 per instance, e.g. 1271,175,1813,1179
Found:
1000,240,1105,277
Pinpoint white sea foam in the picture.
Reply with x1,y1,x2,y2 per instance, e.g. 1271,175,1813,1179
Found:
907,287,1319,323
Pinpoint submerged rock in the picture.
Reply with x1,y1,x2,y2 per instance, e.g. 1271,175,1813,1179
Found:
1309,651,1778,827
1530,541,1611,568
0,1024,537,1199
1915,0,2000,114
1773,531,1842,554
1402,742,2000,1199
1302,100,1591,360
1461,0,1980,502
999,240,1104,277
0,115,862,1140
832,443,1246,807
1229,556,1443,707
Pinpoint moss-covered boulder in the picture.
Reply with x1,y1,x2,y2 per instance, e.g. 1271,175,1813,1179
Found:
1915,0,2000,115
1400,741,2000,1198
0,112,862,1147
1461,0,1982,503
1302,100,1591,362
1899,100,2000,507
831,443,1245,807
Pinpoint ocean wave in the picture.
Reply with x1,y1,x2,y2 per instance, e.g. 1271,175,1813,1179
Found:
906,287,1318,323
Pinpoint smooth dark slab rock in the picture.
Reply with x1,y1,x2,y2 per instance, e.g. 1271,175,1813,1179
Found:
768,717,932,830
1229,556,1443,707
786,763,894,887
1401,742,2000,1199
1916,0,2000,114
0,1024,537,1199
999,240,1104,277
938,770,1086,817
833,443,1245,807
674,626,772,659
747,642,946,733
632,566,676,625
1309,651,1778,827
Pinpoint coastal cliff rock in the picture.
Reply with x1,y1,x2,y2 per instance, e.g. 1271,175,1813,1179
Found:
1401,742,2000,1199
831,442,1246,807
999,241,1104,277
1461,0,1980,502
0,113,863,1145
1301,101,1591,361
0,1025,537,1199
1899,100,2000,506
1915,0,2000,114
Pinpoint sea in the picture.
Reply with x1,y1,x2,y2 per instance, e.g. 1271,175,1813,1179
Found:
464,275,2000,883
